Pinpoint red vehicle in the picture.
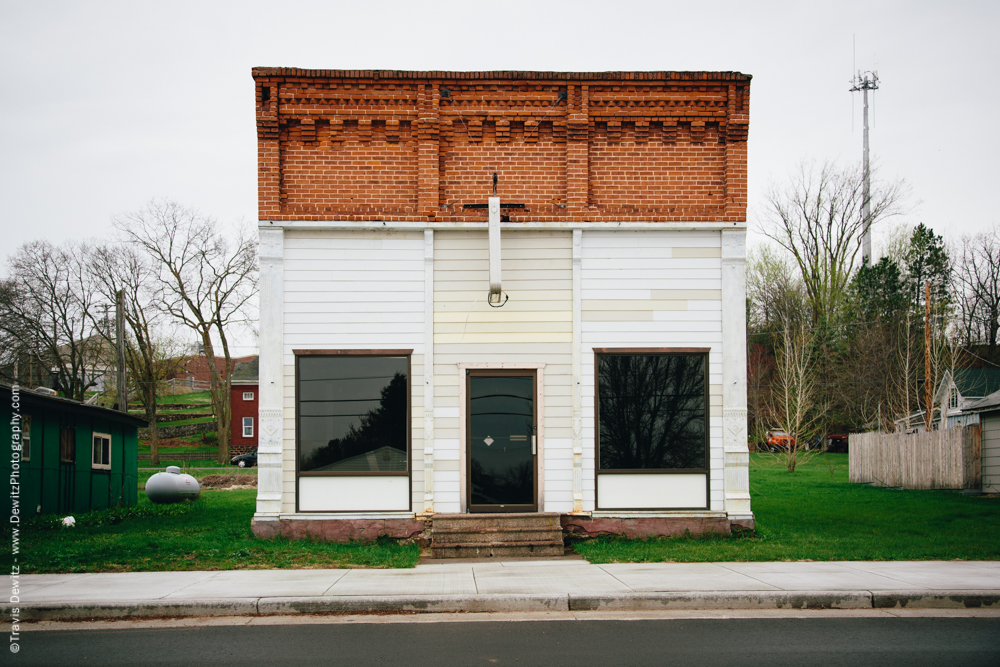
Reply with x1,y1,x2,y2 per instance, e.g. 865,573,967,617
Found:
764,429,796,452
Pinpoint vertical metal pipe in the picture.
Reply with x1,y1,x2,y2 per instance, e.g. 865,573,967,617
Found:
488,197,502,304
115,290,127,413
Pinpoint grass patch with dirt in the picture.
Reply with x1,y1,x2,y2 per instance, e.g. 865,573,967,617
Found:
573,453,1000,563
2,488,419,574
157,391,213,405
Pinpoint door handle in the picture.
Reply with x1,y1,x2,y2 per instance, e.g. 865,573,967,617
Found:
531,435,536,455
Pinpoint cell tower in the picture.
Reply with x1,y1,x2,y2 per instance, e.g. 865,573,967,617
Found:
850,70,879,265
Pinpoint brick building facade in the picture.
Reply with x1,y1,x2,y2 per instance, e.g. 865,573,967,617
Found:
254,69,749,222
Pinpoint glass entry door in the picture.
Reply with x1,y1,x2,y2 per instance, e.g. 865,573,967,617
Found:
467,371,537,512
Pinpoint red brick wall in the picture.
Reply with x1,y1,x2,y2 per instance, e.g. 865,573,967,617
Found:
230,383,258,455
253,70,751,223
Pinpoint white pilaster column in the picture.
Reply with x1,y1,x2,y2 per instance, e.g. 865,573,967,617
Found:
572,229,584,513
422,229,435,514
722,229,752,525
256,225,284,516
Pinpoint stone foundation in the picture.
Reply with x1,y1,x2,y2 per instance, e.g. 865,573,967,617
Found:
252,514,752,544
252,517,431,544
560,515,739,538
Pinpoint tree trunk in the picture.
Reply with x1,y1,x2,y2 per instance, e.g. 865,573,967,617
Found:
146,380,159,466
198,331,229,465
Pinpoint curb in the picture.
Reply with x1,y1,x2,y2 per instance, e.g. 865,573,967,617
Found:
872,591,1000,609
7,598,260,622
259,594,568,615
570,591,873,611
7,590,1000,622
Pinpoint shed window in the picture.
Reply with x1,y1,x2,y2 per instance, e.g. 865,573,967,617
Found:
243,417,254,438
596,352,708,471
92,433,111,470
59,427,75,463
243,391,254,401
297,354,409,474
21,415,31,461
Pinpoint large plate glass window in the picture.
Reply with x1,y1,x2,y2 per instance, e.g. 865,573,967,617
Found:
597,352,708,471
297,355,409,474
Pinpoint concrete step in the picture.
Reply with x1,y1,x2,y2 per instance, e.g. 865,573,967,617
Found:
432,513,561,531
429,513,566,558
432,526,563,545
429,541,566,559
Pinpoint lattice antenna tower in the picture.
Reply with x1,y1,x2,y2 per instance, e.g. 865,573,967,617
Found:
850,68,879,265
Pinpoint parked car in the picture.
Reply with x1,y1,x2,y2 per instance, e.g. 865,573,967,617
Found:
231,451,258,468
825,434,848,453
764,429,796,452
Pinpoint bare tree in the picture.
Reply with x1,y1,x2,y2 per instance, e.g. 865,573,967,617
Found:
746,244,806,333
956,225,1000,361
114,201,258,464
768,317,827,473
88,243,182,465
1,241,104,400
759,160,906,326
746,245,808,447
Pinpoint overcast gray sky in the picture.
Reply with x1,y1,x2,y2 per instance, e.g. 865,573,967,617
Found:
2,0,996,265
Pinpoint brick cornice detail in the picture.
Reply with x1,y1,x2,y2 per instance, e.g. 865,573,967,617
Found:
254,70,751,223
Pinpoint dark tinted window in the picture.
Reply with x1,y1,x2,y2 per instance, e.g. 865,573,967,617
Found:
59,427,75,463
298,356,408,473
598,354,707,470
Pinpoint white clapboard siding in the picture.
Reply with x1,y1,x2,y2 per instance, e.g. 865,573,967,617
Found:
283,230,425,360
433,230,573,514
581,230,725,512
281,231,427,513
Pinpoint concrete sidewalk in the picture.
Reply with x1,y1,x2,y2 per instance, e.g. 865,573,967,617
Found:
8,560,1000,621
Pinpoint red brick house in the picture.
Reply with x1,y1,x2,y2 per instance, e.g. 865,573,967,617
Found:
230,357,258,456
173,354,257,386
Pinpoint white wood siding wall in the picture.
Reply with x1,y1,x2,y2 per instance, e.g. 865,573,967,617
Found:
984,413,1000,493
434,231,574,513
581,230,724,512
277,227,730,516
282,230,426,513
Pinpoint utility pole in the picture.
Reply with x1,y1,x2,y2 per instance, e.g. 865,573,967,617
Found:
924,281,932,432
850,70,879,265
115,290,127,413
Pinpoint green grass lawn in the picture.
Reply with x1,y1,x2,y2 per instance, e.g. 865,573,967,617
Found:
2,489,419,574
8,453,998,574
157,406,214,415
136,466,253,486
574,453,1000,563
157,391,213,405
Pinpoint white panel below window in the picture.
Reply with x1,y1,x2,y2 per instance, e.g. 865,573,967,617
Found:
299,476,410,512
597,473,707,509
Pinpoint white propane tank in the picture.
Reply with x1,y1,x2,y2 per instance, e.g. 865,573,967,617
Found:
145,466,201,504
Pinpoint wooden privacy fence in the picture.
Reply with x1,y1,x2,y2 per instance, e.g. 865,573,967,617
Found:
849,426,982,490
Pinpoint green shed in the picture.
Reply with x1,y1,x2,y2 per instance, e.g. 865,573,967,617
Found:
2,383,146,518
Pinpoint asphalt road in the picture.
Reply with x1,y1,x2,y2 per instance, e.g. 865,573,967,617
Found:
10,616,1000,666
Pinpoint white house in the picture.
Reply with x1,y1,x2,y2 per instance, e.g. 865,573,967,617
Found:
250,69,754,545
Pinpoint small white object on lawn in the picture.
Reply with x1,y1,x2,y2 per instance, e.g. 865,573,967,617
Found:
61,516,76,528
